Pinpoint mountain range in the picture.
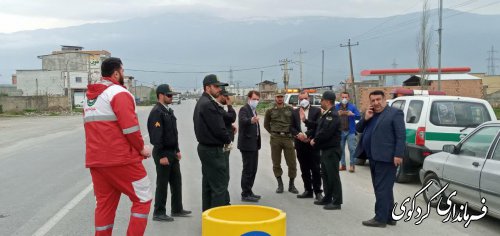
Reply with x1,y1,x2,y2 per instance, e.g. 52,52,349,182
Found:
0,8,499,91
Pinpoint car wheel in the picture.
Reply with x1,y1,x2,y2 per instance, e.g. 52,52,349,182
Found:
422,173,444,208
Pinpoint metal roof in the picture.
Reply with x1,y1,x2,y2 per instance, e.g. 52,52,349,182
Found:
361,67,471,76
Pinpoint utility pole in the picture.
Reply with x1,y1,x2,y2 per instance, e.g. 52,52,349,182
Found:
134,80,137,99
294,49,307,89
65,60,72,111
235,80,242,96
321,50,325,87
392,59,399,86
87,58,91,85
260,70,264,93
279,59,293,91
487,45,499,76
229,67,234,93
437,0,443,91
340,39,359,105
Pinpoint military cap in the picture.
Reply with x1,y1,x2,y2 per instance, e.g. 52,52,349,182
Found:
156,84,180,95
322,90,336,101
203,74,229,86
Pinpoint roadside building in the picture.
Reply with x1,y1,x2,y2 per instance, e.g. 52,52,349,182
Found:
13,46,131,107
357,67,484,111
257,80,278,101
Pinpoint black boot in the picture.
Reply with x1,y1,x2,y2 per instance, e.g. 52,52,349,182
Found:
288,178,299,194
276,176,284,193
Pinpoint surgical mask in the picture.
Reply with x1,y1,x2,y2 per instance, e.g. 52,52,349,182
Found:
299,99,309,108
249,100,259,110
341,98,348,105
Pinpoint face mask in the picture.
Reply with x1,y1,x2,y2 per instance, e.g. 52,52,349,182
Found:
299,99,309,108
249,100,259,110
341,98,348,105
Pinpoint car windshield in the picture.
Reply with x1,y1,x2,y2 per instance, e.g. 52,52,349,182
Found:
430,101,491,127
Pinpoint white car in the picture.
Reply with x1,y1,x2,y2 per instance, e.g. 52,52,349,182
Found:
420,121,500,219
390,95,496,182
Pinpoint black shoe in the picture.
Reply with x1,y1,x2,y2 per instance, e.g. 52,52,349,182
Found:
315,193,324,202
314,199,331,205
323,203,341,210
276,177,284,193
362,218,386,228
276,185,284,193
297,191,313,198
250,193,261,199
288,186,299,194
171,210,192,217
153,214,174,222
241,196,259,202
387,220,397,226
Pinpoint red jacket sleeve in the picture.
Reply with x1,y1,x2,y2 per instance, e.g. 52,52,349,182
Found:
110,92,144,153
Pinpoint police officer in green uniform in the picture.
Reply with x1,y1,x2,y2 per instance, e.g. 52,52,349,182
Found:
147,84,191,222
264,91,299,194
215,87,237,204
310,91,342,210
193,74,231,211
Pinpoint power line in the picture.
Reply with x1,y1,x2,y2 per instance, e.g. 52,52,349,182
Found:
353,0,497,43
126,64,281,74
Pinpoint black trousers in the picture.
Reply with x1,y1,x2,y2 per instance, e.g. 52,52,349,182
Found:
369,160,396,223
152,149,183,215
296,142,322,194
197,144,229,211
224,150,231,204
320,147,342,205
240,150,259,197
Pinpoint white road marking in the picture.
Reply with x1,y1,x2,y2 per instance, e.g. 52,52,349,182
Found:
32,183,93,236
33,133,149,236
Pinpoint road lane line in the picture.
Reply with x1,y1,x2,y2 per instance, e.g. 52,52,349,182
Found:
32,183,93,236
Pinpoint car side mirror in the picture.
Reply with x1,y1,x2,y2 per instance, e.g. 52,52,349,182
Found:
442,144,457,154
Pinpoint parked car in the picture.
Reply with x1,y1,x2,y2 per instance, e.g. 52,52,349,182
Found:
284,93,322,108
390,95,496,182
420,121,500,219
172,94,181,104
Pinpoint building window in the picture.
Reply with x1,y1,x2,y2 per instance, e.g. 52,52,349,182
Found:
76,77,82,83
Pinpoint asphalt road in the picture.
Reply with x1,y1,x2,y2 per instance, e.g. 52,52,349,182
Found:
1,99,499,236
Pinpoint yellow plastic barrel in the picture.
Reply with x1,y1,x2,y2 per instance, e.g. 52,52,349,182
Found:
202,205,286,236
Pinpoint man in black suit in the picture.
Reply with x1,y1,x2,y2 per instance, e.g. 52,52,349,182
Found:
237,90,262,202
310,91,342,210
216,87,237,205
354,90,405,227
290,91,323,201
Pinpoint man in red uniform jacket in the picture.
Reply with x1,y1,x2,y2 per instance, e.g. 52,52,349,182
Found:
84,57,152,236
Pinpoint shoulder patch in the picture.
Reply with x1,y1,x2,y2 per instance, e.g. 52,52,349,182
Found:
154,121,161,127
87,98,97,107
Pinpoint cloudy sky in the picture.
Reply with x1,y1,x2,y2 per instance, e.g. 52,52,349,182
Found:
1,0,500,33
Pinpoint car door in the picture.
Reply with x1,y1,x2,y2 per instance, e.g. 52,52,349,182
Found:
442,126,500,206
480,130,500,216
